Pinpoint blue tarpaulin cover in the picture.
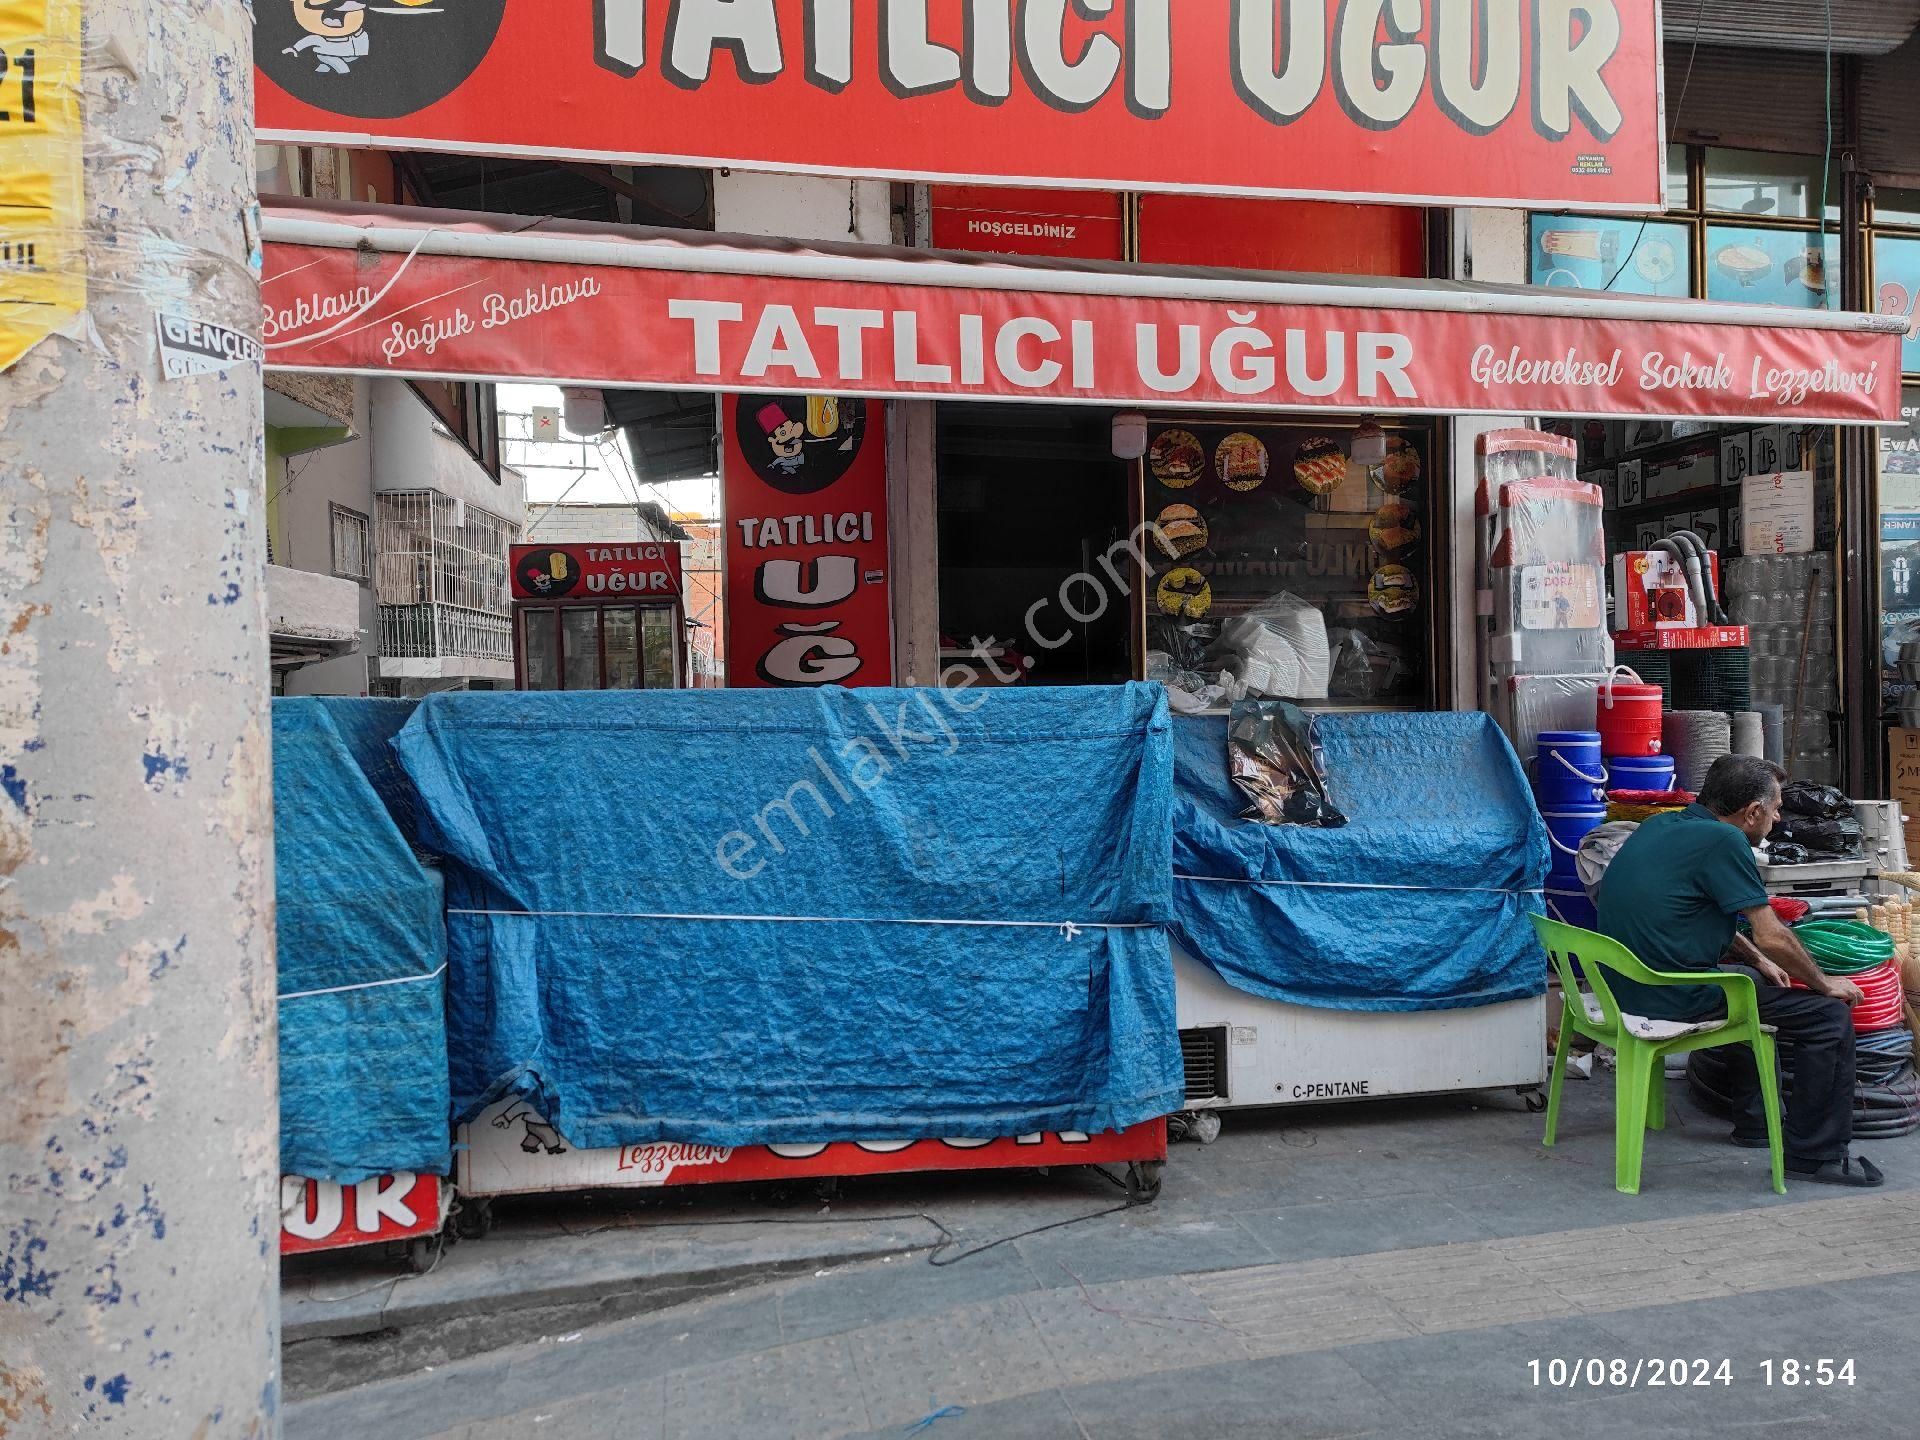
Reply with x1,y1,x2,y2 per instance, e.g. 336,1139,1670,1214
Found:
393,684,1183,1150
310,696,423,844
1172,711,1548,1012
274,700,451,1182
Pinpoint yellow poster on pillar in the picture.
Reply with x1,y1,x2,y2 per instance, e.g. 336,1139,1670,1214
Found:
0,0,83,372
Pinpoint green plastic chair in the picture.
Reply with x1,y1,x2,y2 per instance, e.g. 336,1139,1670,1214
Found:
1530,915,1785,1196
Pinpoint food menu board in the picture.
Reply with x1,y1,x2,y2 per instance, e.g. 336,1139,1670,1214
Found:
1145,420,1430,705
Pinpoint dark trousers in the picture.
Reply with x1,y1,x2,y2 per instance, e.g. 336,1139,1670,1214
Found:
1700,967,1855,1165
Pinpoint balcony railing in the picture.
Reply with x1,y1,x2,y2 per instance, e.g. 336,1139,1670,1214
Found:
378,602,513,663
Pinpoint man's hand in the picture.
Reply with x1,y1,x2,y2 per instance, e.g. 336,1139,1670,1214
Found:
1751,955,1793,989
1820,975,1866,1007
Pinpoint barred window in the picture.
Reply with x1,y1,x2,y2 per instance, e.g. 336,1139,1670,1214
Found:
330,504,370,583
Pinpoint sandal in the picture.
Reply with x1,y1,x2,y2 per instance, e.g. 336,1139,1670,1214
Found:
1785,1155,1885,1188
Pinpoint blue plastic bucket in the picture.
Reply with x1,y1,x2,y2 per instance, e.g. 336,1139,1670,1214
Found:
1546,886,1598,931
1607,753,1677,793
1533,731,1607,807
1542,805,1606,881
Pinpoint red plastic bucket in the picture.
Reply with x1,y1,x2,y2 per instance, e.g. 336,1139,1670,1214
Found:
1597,670,1664,758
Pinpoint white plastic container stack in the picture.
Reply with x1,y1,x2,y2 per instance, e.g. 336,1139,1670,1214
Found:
1478,431,1611,745
1721,553,1838,783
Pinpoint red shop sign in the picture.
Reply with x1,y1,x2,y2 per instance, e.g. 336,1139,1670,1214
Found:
255,2,1665,211
722,394,893,688
511,541,683,602
929,186,1126,262
262,239,1904,424
280,1173,444,1256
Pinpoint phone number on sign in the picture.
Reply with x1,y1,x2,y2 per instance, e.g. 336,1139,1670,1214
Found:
1529,1359,1858,1388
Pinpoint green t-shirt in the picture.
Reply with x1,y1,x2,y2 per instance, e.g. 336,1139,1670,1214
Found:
1595,803,1770,1020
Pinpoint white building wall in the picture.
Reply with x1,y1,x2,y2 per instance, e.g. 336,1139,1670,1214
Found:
370,380,527,524
278,378,375,697
713,173,892,246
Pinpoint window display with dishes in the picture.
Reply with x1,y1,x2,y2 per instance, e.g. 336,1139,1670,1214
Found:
1142,417,1433,713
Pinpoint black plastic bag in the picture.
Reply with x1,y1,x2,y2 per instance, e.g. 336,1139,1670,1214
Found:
1228,700,1347,828
1764,840,1815,866
1780,781,1854,821
1768,815,1863,858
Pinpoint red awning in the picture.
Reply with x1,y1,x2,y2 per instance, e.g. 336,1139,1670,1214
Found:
262,200,1906,425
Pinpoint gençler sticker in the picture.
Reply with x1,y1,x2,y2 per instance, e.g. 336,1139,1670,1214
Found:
156,313,263,380
256,1,507,119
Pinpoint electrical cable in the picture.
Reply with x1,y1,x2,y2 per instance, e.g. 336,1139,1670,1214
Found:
529,1164,1155,1269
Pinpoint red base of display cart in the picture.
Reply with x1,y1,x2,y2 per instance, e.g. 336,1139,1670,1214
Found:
456,1101,1167,1201
281,1172,451,1269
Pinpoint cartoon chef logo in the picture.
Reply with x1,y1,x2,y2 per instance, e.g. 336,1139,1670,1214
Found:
514,548,581,600
256,0,507,119
732,396,867,497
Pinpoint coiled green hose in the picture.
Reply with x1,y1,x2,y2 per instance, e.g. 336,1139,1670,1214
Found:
1793,920,1897,975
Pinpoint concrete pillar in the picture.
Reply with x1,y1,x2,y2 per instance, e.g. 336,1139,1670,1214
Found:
887,399,942,685
0,3,276,1434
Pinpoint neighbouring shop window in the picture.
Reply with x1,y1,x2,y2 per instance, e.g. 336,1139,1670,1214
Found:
522,605,679,690
1704,226,1837,309
522,608,559,691
1702,148,1839,223
604,607,641,690
1143,418,1433,708
1881,390,1920,730
329,503,370,583
642,609,677,690
1530,146,1838,307
1664,143,1692,211
562,609,599,691
1873,234,1920,377
1876,188,1920,228
1530,215,1692,296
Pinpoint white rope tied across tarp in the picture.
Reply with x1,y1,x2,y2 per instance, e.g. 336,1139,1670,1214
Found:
1176,874,1544,897
279,963,450,1002
448,909,1146,940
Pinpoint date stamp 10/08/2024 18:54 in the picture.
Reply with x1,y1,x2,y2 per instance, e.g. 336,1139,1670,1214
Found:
1530,1358,1858,1389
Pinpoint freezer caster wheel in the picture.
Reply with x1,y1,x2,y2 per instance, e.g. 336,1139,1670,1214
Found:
452,1198,494,1241
405,1235,440,1275
1124,1160,1164,1205
1521,1087,1548,1114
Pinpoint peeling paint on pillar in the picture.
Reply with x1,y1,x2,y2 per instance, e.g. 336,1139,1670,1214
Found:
0,3,276,1436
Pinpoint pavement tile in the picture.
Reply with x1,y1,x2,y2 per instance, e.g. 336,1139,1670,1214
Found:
1017,1274,1252,1382
844,1295,1066,1431
1231,1195,1499,1264
465,1382,665,1440
498,1286,787,1400
774,1246,1041,1346
1013,1212,1277,1289
835,1385,1092,1440
1333,1312,1644,1411
1018,1349,1415,1440
663,1334,870,1440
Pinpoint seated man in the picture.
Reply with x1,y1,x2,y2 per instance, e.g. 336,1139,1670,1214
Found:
1597,754,1880,1188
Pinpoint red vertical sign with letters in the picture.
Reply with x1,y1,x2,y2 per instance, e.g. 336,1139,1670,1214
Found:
723,395,892,689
